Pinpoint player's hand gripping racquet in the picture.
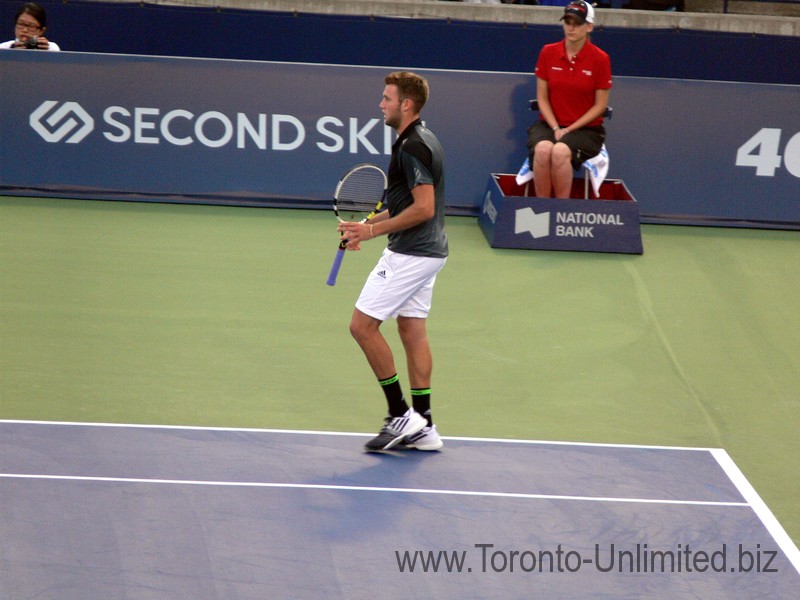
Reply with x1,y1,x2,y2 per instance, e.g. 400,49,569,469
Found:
326,163,387,286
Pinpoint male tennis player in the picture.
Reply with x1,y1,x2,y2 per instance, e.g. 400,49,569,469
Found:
338,71,448,452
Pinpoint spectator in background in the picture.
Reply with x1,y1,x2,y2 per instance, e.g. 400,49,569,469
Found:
526,1,611,198
1,3,60,50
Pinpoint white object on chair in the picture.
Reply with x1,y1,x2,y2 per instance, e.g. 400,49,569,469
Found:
516,146,609,198
516,156,534,186
583,144,609,198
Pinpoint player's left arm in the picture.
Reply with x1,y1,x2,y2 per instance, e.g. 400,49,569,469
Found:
340,184,432,246
372,142,436,237
372,184,434,237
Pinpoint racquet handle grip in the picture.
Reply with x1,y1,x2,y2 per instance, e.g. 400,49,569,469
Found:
326,247,346,286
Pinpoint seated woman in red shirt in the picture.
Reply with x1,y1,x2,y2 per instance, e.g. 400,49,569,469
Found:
526,1,612,198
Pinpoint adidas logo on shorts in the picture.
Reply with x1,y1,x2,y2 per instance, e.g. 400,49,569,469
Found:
376,270,386,279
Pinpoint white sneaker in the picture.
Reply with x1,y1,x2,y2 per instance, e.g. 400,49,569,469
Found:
364,409,427,452
400,425,444,451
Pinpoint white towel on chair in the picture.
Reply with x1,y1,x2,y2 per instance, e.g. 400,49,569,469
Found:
515,157,533,186
584,145,609,198
517,147,609,195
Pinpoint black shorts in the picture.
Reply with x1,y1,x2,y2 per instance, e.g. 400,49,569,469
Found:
526,121,606,170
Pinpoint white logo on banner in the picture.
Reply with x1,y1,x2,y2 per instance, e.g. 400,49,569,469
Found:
28,101,394,153
30,101,95,143
482,191,498,224
515,208,550,239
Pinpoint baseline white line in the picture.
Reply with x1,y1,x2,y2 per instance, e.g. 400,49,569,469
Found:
0,419,718,452
711,448,800,575
0,473,749,508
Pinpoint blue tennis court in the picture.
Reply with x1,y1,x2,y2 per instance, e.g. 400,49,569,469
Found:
1,420,797,598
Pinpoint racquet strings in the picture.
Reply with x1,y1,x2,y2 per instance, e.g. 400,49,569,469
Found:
335,166,386,219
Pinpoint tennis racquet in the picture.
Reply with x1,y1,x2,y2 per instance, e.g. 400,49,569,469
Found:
326,163,387,286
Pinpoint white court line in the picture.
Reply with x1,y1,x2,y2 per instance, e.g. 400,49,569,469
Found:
0,473,749,508
0,419,719,452
711,448,800,576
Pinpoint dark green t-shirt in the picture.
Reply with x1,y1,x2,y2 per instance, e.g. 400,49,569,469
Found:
386,119,448,258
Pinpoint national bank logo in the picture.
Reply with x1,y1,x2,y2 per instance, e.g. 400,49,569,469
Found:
30,100,94,143
515,207,550,239
516,207,625,240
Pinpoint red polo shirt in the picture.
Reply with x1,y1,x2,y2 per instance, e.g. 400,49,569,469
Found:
535,39,612,127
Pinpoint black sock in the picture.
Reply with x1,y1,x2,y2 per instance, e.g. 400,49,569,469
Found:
379,374,408,418
411,388,432,427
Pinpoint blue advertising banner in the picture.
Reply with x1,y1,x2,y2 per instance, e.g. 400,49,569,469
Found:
608,77,800,228
0,51,530,212
1,51,798,228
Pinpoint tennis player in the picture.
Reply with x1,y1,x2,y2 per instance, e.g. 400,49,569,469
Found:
338,71,448,452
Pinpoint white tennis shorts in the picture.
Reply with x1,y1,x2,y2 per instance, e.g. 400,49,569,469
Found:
356,249,447,321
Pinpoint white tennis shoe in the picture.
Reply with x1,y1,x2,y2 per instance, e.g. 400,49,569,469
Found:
400,424,444,451
364,409,426,452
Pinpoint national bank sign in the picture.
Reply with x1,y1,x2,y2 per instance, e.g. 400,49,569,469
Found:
478,175,643,254
28,100,394,154
514,207,627,240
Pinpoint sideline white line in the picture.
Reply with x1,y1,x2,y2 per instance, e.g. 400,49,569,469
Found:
0,473,750,508
711,448,800,576
0,419,718,452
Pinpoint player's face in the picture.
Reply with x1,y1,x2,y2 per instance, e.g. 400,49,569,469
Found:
380,85,403,130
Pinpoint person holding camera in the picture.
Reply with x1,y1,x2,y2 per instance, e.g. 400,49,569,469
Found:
1,3,60,50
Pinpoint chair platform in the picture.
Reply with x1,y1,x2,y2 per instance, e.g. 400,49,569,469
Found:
479,173,644,255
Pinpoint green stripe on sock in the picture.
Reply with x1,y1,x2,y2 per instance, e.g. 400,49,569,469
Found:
379,374,399,386
411,388,431,396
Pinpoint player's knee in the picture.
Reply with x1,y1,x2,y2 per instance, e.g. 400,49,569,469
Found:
349,312,379,343
349,319,364,342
